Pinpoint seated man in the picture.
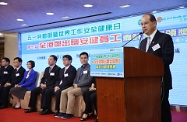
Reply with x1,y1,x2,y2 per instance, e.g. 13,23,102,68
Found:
0,57,14,109
60,52,93,119
25,55,61,114
0,57,25,109
54,55,76,118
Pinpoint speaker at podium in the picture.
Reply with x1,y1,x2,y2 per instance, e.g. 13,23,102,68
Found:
90,47,164,122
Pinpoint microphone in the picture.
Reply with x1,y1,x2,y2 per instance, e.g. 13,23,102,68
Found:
122,32,144,47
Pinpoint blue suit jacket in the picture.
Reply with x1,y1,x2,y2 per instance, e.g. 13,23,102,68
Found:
18,69,37,90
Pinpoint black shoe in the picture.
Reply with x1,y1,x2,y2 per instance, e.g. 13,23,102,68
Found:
54,112,59,116
62,114,74,119
80,113,91,121
25,108,37,113
39,109,52,115
54,112,65,118
94,118,98,122
0,105,8,109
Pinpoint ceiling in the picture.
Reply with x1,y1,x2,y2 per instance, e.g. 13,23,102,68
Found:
0,0,187,33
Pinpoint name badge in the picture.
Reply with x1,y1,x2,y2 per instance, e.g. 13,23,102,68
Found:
26,75,29,78
64,73,68,77
83,70,88,74
152,43,161,51
16,73,20,77
4,71,8,74
50,72,55,76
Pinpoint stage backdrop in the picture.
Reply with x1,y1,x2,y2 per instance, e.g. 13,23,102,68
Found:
20,8,187,106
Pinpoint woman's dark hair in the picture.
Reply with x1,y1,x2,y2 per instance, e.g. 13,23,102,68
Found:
27,60,35,68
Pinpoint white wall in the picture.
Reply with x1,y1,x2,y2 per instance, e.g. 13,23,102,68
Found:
4,33,19,65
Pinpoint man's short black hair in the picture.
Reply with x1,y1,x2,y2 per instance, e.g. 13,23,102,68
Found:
79,52,89,58
63,55,72,61
27,60,35,68
144,13,157,22
14,57,22,62
2,57,10,63
50,55,58,62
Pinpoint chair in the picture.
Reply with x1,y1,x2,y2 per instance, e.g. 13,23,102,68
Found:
59,91,85,117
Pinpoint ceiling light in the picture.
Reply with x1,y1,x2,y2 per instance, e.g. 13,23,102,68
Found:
17,19,24,21
0,2,8,5
120,4,130,8
84,4,93,8
62,16,69,19
21,24,27,27
179,6,185,9
152,10,157,13
46,12,54,15
0,33,4,36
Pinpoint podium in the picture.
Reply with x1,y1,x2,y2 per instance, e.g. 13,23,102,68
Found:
96,47,164,122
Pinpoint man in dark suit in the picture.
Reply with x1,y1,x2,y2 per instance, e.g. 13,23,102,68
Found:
60,52,93,119
0,57,25,109
54,55,76,118
0,57,14,108
25,55,61,114
139,14,174,122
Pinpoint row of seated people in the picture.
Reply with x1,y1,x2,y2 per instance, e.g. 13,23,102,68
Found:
0,52,97,122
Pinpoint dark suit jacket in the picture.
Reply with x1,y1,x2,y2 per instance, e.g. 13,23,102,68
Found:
40,65,61,88
0,65,14,86
8,66,26,87
18,69,37,90
73,64,93,93
55,65,76,90
139,30,174,90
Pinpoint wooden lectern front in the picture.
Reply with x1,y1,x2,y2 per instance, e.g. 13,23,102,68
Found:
96,47,164,122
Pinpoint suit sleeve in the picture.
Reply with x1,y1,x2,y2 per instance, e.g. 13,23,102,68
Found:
0,66,14,85
47,67,61,87
73,68,80,84
40,68,47,84
77,70,93,87
18,71,27,85
161,35,174,65
55,69,63,86
14,68,26,85
60,67,76,89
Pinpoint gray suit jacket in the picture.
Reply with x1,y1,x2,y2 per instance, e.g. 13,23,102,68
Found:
73,64,93,93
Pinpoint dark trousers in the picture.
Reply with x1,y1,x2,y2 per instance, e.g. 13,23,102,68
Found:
28,87,54,110
0,86,11,106
83,90,97,114
54,88,63,112
161,87,171,122
42,88,54,109
0,86,4,99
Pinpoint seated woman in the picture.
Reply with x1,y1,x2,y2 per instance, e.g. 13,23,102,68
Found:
80,78,98,122
10,60,37,109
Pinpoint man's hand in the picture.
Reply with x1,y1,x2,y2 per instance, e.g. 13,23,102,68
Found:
89,83,96,91
4,83,11,87
54,86,60,92
15,84,21,88
40,83,46,89
73,84,78,88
